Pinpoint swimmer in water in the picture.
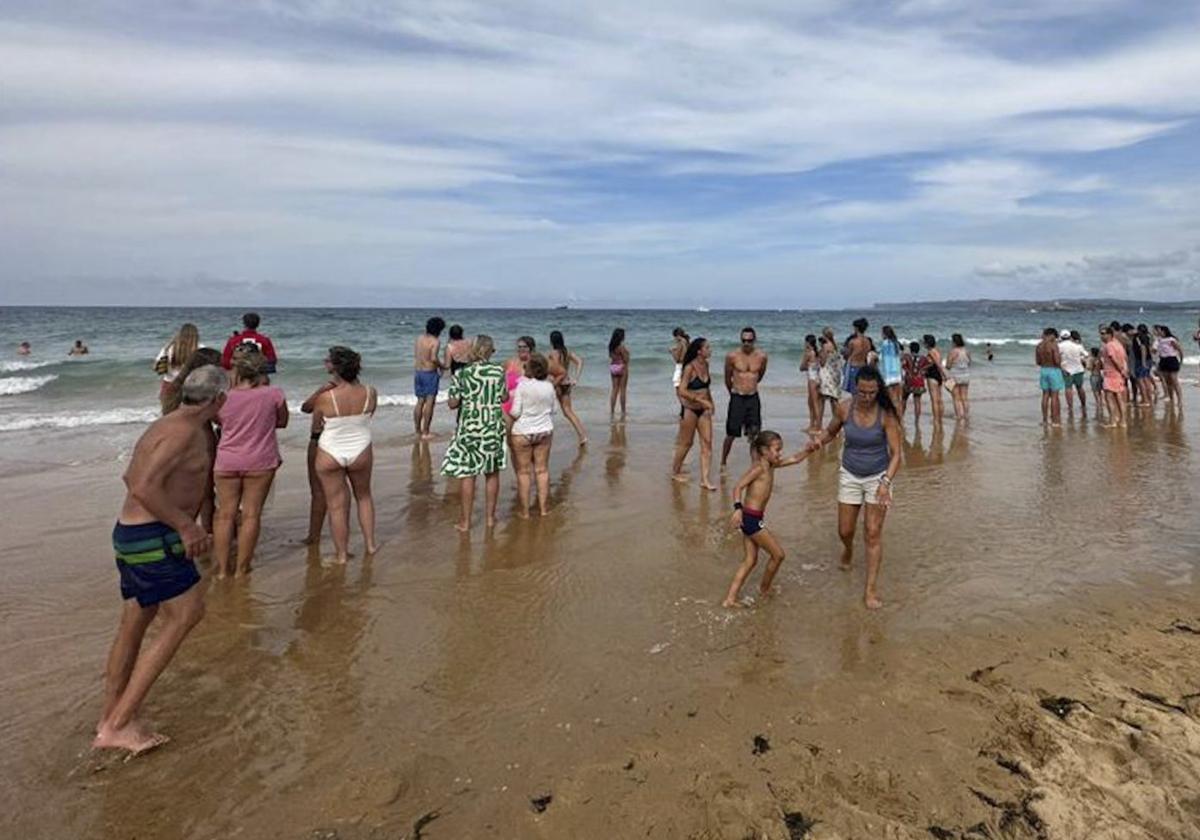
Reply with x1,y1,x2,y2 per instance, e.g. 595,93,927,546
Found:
722,430,813,608
68,339,89,356
17,341,31,356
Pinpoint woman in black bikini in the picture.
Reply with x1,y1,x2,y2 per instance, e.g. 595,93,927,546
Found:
671,337,717,490
922,334,946,422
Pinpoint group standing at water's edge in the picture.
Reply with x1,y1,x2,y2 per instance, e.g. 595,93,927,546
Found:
78,307,1198,756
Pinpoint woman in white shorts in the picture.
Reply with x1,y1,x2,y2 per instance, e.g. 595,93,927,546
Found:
808,365,902,610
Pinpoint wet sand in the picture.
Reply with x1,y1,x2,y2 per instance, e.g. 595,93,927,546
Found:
3,391,1200,839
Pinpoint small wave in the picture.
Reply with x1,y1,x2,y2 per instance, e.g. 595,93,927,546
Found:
964,337,1039,347
283,392,438,413
0,406,157,432
1,360,56,373
0,375,58,395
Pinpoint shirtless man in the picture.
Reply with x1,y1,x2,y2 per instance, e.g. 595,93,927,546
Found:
669,327,689,390
1035,327,1063,426
721,327,768,469
94,365,225,755
413,317,446,440
69,339,89,356
842,318,871,393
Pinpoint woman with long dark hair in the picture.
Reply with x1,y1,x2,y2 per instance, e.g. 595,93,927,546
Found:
671,337,717,490
548,330,588,446
922,334,946,422
879,325,903,409
608,328,630,418
808,365,902,610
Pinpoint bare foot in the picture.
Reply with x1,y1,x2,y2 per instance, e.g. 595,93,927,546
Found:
864,593,884,610
700,482,718,492
722,598,746,609
235,565,252,577
300,534,320,546
92,723,171,756
758,586,775,598
364,543,380,555
421,433,435,441
454,522,470,533
671,473,689,484
539,507,549,517
838,549,852,570
517,509,530,520
485,517,497,529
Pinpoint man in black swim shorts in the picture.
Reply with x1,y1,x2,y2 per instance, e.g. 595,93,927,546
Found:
721,327,769,469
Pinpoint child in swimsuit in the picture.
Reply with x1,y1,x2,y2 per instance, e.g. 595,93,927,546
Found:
722,431,813,608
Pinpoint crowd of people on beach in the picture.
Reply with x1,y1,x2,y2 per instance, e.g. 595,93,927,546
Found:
69,309,1191,755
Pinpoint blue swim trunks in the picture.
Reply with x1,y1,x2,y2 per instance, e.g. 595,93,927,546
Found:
414,369,440,398
740,507,766,537
112,521,201,607
1039,367,1065,392
843,364,861,393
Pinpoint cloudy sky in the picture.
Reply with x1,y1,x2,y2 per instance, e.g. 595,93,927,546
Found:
2,0,1199,308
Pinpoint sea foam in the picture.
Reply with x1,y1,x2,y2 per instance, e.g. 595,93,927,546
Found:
0,375,58,396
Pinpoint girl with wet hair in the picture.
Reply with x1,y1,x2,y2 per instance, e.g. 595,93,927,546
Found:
671,337,717,490
608,328,630,418
548,330,587,446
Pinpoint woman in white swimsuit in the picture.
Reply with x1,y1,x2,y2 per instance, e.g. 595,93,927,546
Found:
312,346,378,564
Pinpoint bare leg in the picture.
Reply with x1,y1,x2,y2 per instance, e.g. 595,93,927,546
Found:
722,537,758,607
863,502,888,609
346,446,377,553
698,413,716,490
304,438,326,544
421,396,437,440
484,471,500,528
619,375,628,415
1051,391,1062,425
720,435,735,469
558,391,588,445
212,474,244,579
98,600,159,727
412,400,422,436
512,435,534,518
316,454,351,562
93,585,205,753
533,436,552,515
234,470,275,575
457,475,476,531
837,502,860,569
754,528,786,595
609,378,618,415
671,410,698,480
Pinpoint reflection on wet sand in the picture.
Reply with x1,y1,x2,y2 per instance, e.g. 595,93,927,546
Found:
6,391,1200,838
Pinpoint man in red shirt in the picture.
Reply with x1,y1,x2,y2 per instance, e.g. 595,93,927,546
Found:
221,312,278,373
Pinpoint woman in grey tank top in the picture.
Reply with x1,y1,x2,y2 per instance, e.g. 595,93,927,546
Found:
807,366,902,610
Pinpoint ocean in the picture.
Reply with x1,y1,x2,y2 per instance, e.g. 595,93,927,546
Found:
1,304,1195,455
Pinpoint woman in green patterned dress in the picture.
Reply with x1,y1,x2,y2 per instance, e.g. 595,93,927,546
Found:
441,335,509,531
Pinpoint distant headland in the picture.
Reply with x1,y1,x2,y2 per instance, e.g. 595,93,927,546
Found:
873,298,1200,313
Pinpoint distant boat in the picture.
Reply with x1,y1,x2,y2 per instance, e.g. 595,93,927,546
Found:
554,305,569,310
1029,308,1038,314
695,306,711,313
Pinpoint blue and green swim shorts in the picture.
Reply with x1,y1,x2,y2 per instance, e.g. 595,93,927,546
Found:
112,521,201,607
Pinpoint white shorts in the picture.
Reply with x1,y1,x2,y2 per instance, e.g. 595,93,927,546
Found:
838,466,889,506
672,363,683,387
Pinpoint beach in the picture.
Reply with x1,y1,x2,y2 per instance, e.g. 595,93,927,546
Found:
3,315,1200,839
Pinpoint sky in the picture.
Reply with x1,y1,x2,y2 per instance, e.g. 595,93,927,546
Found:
2,0,1199,308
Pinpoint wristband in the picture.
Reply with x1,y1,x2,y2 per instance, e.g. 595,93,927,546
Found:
733,502,743,511
879,475,893,487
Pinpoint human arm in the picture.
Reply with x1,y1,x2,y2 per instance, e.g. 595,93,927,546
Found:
510,381,525,419
874,412,903,510
125,434,210,556
808,403,847,450
777,449,812,468
221,336,236,369
300,381,336,414
570,351,583,382
262,336,278,372
274,389,289,429
728,464,764,527
447,370,463,411
723,353,734,393
758,353,768,383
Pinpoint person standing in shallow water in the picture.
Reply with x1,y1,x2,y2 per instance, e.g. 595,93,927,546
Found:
721,327,768,469
547,330,588,446
922,335,946,422
1099,325,1128,428
672,337,717,490
842,318,871,393
878,326,903,410
669,327,689,392
413,317,446,441
608,328,630,418
801,334,822,431
95,365,226,755
946,333,971,421
1035,328,1064,427
807,366,902,610
442,335,508,531
1058,329,1088,420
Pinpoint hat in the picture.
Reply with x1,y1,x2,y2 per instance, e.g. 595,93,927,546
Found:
1059,330,1071,340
